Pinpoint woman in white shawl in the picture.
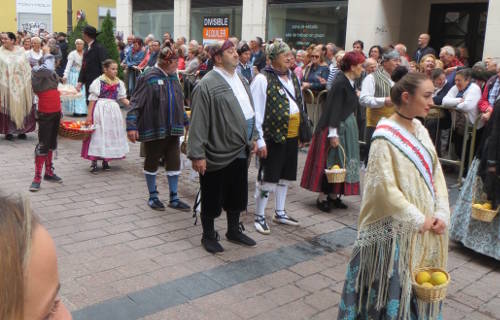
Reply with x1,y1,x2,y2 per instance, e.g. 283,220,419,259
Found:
338,73,450,320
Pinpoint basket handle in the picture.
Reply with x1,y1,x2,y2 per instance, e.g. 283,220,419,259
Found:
328,144,346,170
409,231,446,273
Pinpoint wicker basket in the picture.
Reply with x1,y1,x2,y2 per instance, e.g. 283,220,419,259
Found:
471,204,499,222
58,121,95,140
411,234,450,303
325,144,346,184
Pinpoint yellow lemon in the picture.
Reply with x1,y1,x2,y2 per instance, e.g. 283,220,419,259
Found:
416,271,431,285
332,165,341,170
472,203,483,209
421,282,434,289
482,202,492,210
430,271,447,286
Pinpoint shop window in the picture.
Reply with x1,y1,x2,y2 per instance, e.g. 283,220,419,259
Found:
267,1,348,49
190,6,242,43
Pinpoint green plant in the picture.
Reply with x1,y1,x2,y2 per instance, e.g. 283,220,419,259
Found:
67,17,87,52
97,11,123,79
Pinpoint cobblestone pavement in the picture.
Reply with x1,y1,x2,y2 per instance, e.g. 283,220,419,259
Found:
1,123,499,320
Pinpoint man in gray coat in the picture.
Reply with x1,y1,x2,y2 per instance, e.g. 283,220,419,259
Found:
188,40,258,253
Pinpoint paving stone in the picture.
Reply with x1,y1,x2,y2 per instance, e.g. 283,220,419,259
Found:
303,288,341,311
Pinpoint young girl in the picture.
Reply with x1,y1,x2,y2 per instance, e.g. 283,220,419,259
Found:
81,59,129,172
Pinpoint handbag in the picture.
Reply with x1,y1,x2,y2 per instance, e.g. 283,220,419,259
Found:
280,80,313,143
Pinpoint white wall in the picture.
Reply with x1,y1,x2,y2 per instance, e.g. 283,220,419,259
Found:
174,0,191,41
484,0,500,58
345,0,403,52
116,0,132,38
241,0,267,41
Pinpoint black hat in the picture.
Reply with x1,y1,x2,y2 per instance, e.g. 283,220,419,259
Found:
237,43,250,55
83,26,99,39
57,32,67,38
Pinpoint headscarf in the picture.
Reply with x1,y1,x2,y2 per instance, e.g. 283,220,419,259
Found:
266,40,290,61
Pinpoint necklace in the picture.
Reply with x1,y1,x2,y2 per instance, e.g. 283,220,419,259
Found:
396,111,414,121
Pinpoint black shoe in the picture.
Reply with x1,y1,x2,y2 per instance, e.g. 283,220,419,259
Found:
148,197,166,211
201,231,224,253
316,198,331,213
226,223,256,247
102,161,110,171
5,134,13,141
168,199,190,211
44,174,63,183
29,181,40,192
90,161,98,174
17,133,27,140
329,197,348,209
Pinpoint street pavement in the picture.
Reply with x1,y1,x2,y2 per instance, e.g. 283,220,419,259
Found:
0,122,499,320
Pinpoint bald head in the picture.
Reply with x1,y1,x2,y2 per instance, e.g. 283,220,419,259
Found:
364,58,378,74
418,34,430,48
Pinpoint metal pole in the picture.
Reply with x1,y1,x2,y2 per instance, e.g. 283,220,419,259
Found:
67,0,73,34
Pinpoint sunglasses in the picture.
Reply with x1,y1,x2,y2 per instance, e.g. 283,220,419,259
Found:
311,55,320,58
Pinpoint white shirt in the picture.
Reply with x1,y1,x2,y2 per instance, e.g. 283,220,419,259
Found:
213,66,255,121
360,71,394,109
63,50,83,78
251,72,300,148
442,82,483,129
328,78,355,138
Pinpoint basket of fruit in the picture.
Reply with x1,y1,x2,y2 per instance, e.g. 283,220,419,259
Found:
411,234,450,303
59,121,96,140
471,202,498,222
325,144,346,183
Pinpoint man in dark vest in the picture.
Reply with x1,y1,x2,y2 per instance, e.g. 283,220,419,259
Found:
250,40,301,235
76,26,108,103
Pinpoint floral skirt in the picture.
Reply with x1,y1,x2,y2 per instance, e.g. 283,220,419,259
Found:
450,158,500,260
81,99,129,161
338,243,443,320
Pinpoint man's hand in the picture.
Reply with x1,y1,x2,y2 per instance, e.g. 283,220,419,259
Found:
257,146,267,159
330,136,339,148
481,110,492,122
76,83,82,92
127,130,139,143
251,141,258,154
192,159,207,175
431,218,446,235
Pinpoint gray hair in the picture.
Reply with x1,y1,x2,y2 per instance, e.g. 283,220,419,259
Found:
31,36,41,44
440,45,455,57
382,50,400,61
75,38,84,45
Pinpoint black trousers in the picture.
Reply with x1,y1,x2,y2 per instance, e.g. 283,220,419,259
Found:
143,137,180,173
364,126,376,165
36,112,61,155
258,137,298,183
200,158,248,219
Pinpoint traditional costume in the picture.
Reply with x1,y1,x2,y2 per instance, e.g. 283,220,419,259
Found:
187,40,258,253
338,118,450,320
301,72,361,212
0,45,35,137
450,98,500,261
251,40,301,234
360,51,399,162
62,50,87,115
126,62,190,211
29,53,63,191
81,75,129,168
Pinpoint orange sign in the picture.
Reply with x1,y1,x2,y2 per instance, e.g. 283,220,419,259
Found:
203,27,229,41
203,16,229,44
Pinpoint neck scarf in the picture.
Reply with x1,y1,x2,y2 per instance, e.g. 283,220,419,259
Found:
456,82,472,98
100,74,120,85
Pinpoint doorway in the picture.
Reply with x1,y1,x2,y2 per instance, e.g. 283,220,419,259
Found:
428,2,488,65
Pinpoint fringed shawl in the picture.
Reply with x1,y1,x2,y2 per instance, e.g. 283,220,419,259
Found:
0,46,33,128
354,118,450,319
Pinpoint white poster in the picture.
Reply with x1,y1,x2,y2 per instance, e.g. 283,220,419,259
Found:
16,0,52,14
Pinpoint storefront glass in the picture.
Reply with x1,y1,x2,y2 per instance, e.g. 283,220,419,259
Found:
190,6,242,43
132,11,174,40
267,1,348,49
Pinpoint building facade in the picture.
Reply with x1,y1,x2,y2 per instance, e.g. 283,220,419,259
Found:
0,0,116,34
118,0,499,61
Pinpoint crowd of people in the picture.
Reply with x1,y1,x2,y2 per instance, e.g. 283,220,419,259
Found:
1,26,500,319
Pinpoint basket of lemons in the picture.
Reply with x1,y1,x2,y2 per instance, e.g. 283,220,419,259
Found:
411,235,450,303
471,202,498,222
325,144,346,184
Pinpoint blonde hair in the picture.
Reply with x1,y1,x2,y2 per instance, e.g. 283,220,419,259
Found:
0,195,37,320
75,38,84,45
419,54,436,73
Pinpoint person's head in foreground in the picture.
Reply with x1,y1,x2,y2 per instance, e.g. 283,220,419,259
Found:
0,195,71,320
391,72,434,119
